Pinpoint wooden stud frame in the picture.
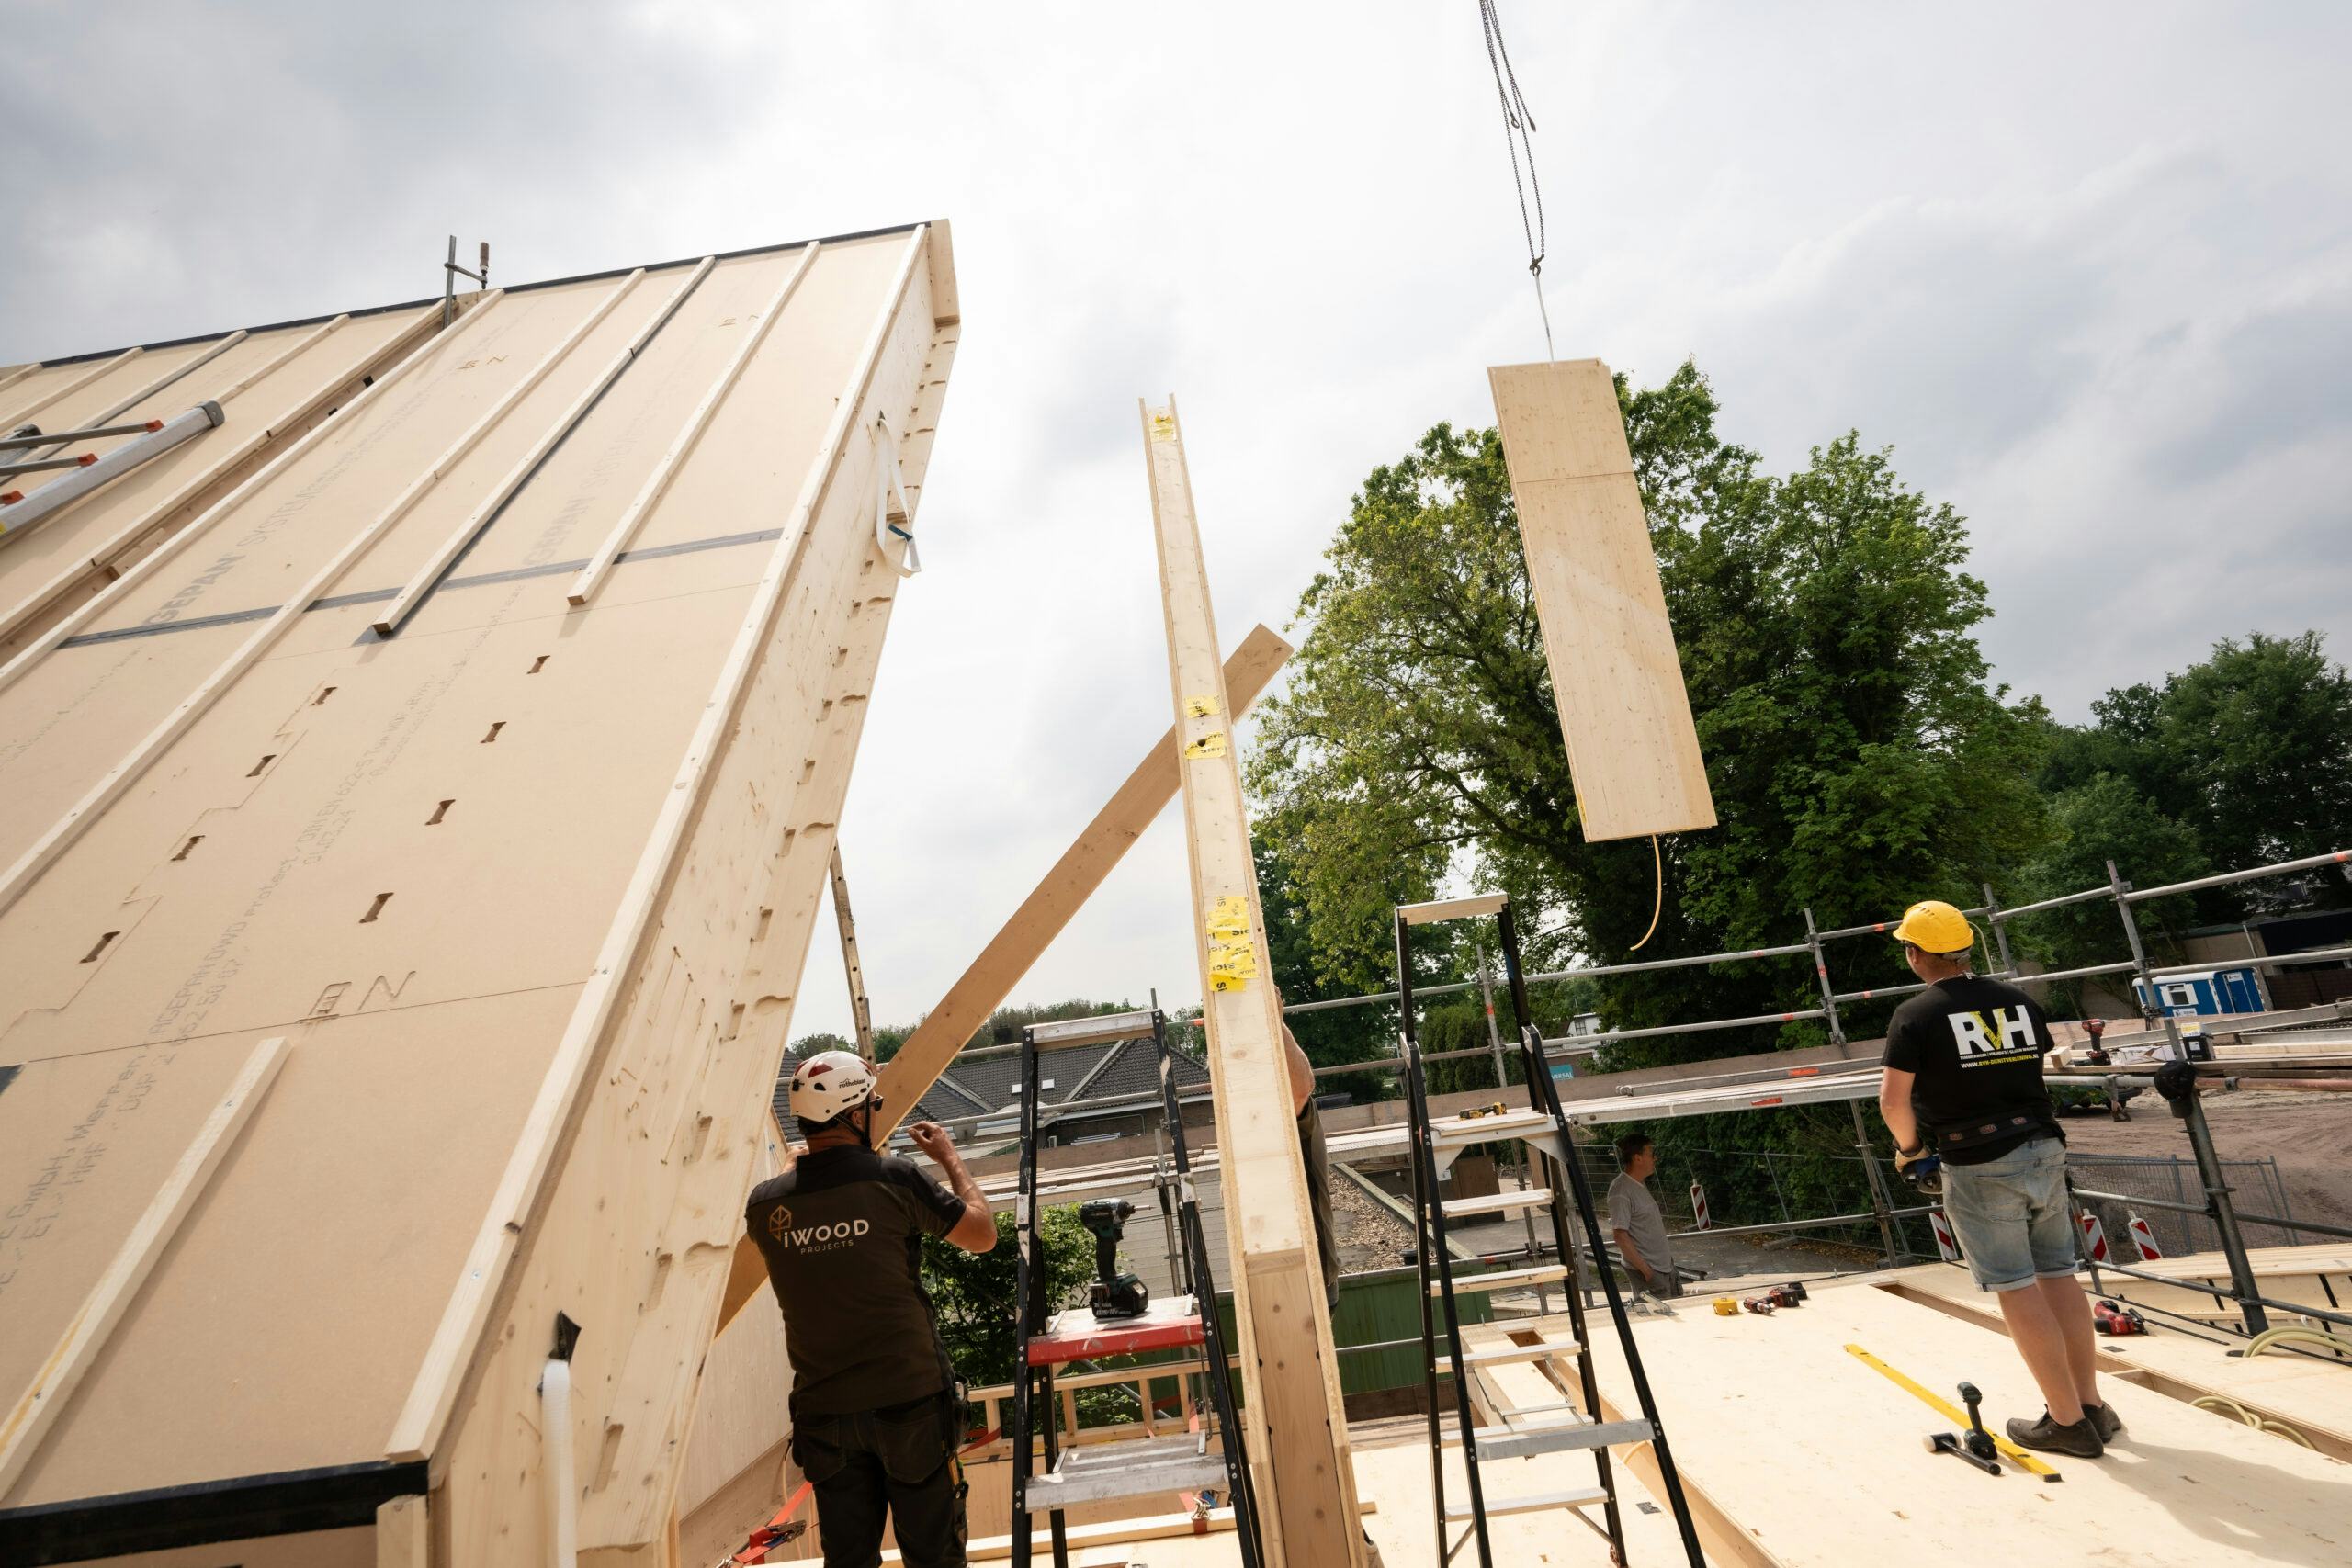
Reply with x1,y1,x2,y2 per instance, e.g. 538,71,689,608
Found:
368,264,694,636
0,1036,288,1494
0,309,390,651
565,245,819,608
0,349,143,434
0,222,960,1565
0,299,495,695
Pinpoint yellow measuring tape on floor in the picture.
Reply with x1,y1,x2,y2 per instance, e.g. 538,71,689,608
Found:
1844,1343,2064,1481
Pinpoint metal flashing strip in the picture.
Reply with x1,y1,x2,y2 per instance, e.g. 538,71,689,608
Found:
56,525,786,648
25,219,934,369
0,1458,428,1567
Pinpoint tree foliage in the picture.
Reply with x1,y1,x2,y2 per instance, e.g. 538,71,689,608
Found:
1249,362,2051,1060
1257,830,1396,1103
2007,773,2209,998
2035,631,2352,919
920,1207,1092,1393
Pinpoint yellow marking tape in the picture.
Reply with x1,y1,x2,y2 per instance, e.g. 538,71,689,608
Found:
1844,1343,2062,1480
1182,731,1228,759
1184,694,1221,718
1204,894,1257,991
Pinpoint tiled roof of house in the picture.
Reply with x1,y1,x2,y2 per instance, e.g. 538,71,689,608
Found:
772,1031,1213,1143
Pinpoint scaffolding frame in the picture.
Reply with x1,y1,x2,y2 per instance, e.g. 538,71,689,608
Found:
899,845,2352,1344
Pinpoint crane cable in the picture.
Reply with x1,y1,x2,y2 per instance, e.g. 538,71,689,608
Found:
1479,5,1666,953
1479,0,1553,360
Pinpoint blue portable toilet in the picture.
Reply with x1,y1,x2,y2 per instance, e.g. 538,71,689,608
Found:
2135,966,2265,1017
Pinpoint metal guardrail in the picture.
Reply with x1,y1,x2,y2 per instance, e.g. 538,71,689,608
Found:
888,846,2352,1334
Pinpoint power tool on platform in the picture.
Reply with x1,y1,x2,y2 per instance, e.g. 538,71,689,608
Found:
1080,1198,1150,1321
2093,1298,2147,1337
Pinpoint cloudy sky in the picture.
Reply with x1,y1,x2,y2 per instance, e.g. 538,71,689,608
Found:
6,3,2347,1038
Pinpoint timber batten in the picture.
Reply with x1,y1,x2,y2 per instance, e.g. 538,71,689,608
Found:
1138,397,1363,1568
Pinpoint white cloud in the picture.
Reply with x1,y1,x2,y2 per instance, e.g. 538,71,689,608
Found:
6,1,2347,1039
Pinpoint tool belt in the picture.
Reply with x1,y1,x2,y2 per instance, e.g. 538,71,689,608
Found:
1931,1101,2055,1155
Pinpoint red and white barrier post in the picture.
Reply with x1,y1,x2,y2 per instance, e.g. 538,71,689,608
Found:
2127,1212,2163,1261
2079,1211,2110,1264
1690,1182,1711,1231
1929,1209,1961,1263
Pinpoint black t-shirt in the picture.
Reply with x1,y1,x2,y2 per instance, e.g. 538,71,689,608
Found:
1297,1100,1340,1312
1882,974,2064,1166
745,1145,967,1416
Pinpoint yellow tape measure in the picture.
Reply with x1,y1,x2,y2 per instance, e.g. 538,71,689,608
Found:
1843,1343,2063,1481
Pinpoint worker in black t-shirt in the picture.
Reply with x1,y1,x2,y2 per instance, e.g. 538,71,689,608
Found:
747,1051,997,1566
1877,900,2115,1460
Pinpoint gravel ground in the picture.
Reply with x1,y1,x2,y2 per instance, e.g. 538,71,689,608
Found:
2059,1087,2352,1235
1328,1169,1419,1272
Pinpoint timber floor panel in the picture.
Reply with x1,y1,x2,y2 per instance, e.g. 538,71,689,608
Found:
1876,1258,2352,1457
1567,1271,2352,1567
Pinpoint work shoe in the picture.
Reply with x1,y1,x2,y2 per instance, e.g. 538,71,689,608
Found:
2084,1401,2124,1443
2007,1409,2104,1459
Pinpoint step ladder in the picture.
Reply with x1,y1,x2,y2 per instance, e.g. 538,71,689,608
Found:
1007,1008,1261,1568
1396,893,1704,1567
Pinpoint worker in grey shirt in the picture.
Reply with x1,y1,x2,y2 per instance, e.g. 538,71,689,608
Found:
1606,1133,1679,1298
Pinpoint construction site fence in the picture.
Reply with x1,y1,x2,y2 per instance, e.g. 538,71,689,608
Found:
2064,1152,2301,1258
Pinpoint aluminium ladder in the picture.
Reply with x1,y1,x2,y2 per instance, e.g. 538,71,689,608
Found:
1006,1008,1261,1568
1396,893,1704,1567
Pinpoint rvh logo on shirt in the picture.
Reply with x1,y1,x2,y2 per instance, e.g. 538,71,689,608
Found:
1947,1007,2037,1058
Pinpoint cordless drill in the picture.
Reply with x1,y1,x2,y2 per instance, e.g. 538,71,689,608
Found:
1080,1198,1150,1321
2093,1298,2146,1336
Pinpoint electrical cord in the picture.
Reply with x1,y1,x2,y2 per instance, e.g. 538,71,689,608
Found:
1628,835,1663,952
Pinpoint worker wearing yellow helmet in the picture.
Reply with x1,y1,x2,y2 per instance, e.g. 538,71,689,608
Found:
1877,898,2117,1460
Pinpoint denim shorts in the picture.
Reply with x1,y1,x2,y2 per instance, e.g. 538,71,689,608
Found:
1940,1134,2078,1292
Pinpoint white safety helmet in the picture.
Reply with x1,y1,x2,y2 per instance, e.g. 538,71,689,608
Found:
789,1049,878,1128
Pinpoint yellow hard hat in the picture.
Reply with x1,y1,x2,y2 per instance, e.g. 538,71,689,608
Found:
1892,900,1973,955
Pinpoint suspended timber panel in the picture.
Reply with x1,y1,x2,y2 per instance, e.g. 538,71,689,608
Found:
1487,359,1714,842
0,222,958,1568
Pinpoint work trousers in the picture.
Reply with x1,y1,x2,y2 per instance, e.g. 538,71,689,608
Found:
795,1393,967,1568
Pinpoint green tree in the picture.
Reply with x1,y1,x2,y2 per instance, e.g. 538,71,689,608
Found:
1250,362,2051,1066
1257,831,1395,1103
921,1206,1093,1393
2039,631,2352,913
2007,773,2208,1002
